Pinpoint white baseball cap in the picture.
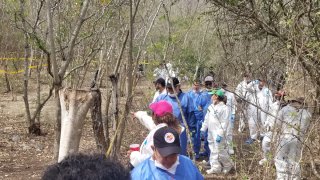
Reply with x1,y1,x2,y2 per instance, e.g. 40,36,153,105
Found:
204,76,214,82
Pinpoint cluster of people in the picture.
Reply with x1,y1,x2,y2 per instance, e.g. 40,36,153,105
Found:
131,75,234,177
236,74,312,179
131,73,311,179
42,73,311,180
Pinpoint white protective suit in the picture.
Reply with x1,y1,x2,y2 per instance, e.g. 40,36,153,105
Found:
257,86,273,133
153,63,177,83
235,80,248,132
200,102,233,173
274,104,311,180
153,67,166,79
246,81,273,139
130,111,186,167
261,100,280,162
223,90,237,151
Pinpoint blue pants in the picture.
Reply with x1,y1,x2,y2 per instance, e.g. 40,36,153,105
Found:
179,127,188,156
203,131,210,155
192,121,210,155
191,122,200,154
195,121,210,155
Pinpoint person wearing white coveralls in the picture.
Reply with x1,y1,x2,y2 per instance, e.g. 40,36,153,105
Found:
259,91,286,165
274,97,311,180
200,89,233,174
221,83,237,155
153,62,177,83
245,79,273,144
235,74,250,132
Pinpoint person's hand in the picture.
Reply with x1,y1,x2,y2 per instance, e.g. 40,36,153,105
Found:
216,135,222,143
230,114,235,123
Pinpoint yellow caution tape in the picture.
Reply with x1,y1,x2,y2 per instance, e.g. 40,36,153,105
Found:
0,64,48,75
100,0,112,4
139,61,160,65
0,58,42,61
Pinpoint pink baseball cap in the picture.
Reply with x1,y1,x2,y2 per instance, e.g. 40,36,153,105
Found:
149,100,173,117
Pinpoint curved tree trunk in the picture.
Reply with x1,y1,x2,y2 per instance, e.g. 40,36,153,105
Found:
58,88,97,162
46,0,90,160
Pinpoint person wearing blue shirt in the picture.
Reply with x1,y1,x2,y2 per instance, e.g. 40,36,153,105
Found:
155,77,189,156
131,127,204,180
186,79,206,159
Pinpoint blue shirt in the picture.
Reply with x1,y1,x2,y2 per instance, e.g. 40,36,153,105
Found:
201,90,213,117
131,155,204,180
187,90,207,122
156,91,190,126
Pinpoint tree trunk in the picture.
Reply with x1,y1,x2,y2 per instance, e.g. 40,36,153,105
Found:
103,90,111,145
54,86,62,159
115,0,135,155
19,0,40,135
28,45,34,77
21,1,31,122
4,62,11,93
36,53,44,124
314,86,320,115
90,89,108,152
47,0,61,159
58,88,96,162
110,75,119,131
193,64,199,81
119,65,127,97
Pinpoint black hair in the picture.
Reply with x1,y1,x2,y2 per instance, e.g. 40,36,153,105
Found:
155,78,166,87
166,77,180,88
171,77,180,86
42,153,130,180
217,95,225,102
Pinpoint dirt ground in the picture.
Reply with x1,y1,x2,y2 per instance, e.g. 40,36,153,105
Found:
0,78,153,179
0,78,319,179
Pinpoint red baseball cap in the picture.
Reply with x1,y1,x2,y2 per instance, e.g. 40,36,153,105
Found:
149,100,173,117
